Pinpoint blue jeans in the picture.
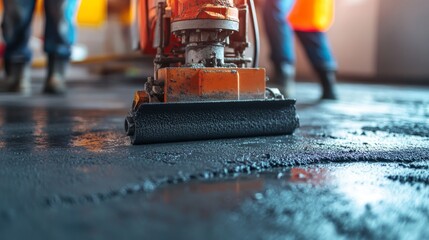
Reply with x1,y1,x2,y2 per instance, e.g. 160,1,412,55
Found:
2,0,79,63
263,0,337,72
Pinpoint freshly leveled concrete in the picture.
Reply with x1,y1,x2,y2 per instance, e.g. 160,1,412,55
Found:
0,79,428,239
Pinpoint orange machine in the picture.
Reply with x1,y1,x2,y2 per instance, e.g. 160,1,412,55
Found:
125,0,299,144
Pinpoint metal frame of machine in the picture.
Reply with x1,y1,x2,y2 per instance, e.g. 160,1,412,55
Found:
125,0,299,144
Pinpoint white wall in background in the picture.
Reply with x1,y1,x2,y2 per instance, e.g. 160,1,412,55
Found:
377,0,429,79
327,0,380,77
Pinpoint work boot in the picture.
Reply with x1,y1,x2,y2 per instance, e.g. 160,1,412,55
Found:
270,63,296,98
2,62,31,94
316,69,338,100
43,56,68,94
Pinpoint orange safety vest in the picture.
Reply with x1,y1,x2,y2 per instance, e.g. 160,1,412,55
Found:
288,0,335,32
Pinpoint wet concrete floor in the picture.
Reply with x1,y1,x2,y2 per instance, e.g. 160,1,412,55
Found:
0,78,428,239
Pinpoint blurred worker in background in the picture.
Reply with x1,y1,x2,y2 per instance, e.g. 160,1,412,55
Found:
263,0,338,100
1,0,79,94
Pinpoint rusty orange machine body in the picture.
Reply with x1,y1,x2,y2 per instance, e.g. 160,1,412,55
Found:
125,0,299,144
134,0,265,105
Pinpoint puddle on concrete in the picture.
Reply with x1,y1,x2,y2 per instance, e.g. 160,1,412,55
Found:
0,106,126,152
142,162,429,219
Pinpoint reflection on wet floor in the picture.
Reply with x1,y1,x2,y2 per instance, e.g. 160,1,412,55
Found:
71,131,123,152
144,162,428,220
32,108,51,151
0,109,4,149
0,106,125,153
145,167,331,217
331,164,392,206
151,178,265,218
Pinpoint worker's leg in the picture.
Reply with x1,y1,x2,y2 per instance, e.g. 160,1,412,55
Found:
43,0,79,94
263,0,296,97
1,0,36,93
295,31,338,99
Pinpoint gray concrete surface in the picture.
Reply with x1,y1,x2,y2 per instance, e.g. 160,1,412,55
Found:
0,78,428,240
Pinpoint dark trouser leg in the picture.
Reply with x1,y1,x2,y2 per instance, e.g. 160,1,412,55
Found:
263,0,296,97
295,31,338,100
43,0,79,94
1,0,36,93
